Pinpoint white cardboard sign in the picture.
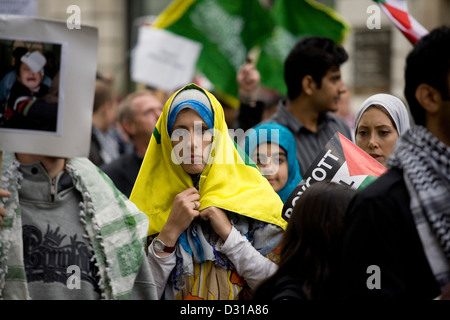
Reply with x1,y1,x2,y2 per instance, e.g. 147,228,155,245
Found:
0,15,98,158
131,26,202,93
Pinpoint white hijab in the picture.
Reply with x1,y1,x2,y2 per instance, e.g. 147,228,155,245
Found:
354,93,411,136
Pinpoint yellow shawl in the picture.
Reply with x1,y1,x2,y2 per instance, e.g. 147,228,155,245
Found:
130,83,286,236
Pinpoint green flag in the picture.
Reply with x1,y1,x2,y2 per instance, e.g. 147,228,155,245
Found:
153,0,275,98
257,0,351,96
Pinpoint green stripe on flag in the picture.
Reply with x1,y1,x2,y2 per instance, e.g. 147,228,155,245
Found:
358,175,379,190
153,127,161,144
233,140,259,171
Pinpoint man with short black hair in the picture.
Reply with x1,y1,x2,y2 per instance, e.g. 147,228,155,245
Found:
263,36,351,176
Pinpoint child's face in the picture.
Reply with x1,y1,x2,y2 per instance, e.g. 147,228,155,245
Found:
253,143,289,192
18,63,43,90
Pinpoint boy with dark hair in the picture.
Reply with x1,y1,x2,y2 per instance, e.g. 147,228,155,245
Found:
284,36,349,101
263,36,351,176
341,25,450,300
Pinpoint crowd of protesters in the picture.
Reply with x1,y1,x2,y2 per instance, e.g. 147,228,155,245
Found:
0,24,449,301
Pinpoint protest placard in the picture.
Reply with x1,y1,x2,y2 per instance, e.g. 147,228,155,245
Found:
0,0,38,16
0,15,98,158
131,26,202,93
282,132,387,221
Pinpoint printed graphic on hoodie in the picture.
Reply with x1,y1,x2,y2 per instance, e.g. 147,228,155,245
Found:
22,224,100,292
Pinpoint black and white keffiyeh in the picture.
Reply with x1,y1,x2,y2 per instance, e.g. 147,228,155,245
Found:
389,125,450,289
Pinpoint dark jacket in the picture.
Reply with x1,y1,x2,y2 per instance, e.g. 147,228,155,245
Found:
4,81,56,131
101,150,143,197
340,168,441,299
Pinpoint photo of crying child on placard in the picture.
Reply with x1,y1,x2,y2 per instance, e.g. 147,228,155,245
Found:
0,15,98,159
0,39,61,133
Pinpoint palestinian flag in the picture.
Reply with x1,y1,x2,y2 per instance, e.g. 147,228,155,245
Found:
282,132,387,221
374,0,428,45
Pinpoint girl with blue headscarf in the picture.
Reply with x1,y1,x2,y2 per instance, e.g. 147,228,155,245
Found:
245,123,302,203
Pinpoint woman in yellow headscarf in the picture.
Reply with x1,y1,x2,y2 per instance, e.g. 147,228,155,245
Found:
130,84,286,300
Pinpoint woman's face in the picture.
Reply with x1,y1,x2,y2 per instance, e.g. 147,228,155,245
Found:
18,63,43,90
171,108,213,175
253,142,289,192
355,107,399,167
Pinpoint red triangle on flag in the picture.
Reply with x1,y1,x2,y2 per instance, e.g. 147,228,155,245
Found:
338,133,387,177
383,3,412,29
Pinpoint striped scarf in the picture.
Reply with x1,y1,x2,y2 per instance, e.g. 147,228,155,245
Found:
388,126,450,289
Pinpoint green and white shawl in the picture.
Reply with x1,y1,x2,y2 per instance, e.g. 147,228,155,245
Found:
0,152,151,300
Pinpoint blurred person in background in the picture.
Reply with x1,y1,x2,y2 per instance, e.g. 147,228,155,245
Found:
89,79,121,166
102,90,163,197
